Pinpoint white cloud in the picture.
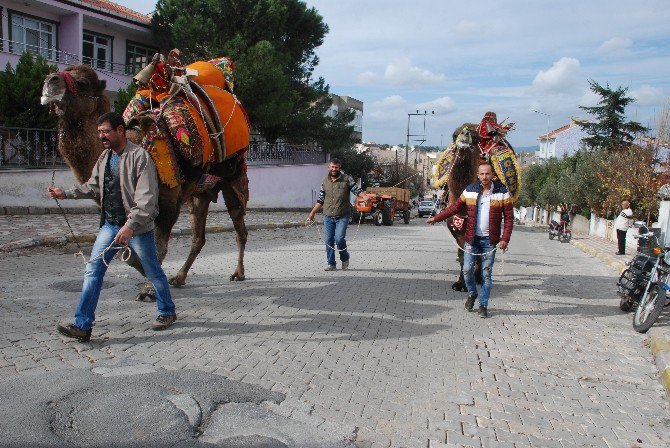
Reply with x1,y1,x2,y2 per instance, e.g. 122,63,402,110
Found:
631,85,664,106
597,37,633,56
579,89,601,108
416,96,457,114
375,95,408,109
384,57,445,87
366,95,409,123
357,71,378,85
532,57,581,94
453,20,484,36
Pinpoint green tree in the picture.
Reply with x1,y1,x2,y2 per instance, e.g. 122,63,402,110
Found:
151,0,331,143
579,79,649,150
113,82,138,115
0,52,57,128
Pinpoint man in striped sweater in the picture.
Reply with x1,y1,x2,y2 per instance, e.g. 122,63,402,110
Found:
427,163,514,318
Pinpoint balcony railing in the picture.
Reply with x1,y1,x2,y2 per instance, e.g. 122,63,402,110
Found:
0,127,63,168
246,142,327,166
0,128,326,169
0,39,139,76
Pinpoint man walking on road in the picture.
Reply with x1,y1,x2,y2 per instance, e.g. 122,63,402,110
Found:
48,112,177,342
427,163,514,318
615,200,634,255
307,158,362,271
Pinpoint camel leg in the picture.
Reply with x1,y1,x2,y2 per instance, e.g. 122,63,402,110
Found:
221,173,248,281
169,193,211,287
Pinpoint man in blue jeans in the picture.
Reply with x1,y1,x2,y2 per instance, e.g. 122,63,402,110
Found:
48,112,176,341
307,158,362,271
427,163,514,318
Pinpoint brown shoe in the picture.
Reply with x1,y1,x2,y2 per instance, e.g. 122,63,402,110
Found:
57,322,92,342
152,313,177,331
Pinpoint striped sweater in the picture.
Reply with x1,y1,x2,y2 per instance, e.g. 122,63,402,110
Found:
433,180,514,245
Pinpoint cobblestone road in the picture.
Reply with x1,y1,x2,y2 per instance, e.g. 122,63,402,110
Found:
0,220,669,447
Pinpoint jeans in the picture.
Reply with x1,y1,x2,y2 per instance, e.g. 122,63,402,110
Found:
323,215,350,266
463,235,497,307
73,222,176,330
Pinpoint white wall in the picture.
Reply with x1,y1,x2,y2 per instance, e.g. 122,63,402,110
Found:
0,163,328,210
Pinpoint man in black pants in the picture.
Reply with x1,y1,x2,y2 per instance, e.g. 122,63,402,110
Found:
614,201,633,255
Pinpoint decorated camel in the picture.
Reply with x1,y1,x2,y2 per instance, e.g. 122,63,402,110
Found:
433,114,520,291
41,50,251,300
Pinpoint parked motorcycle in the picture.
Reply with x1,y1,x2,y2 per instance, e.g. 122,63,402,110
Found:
548,219,572,242
617,221,670,333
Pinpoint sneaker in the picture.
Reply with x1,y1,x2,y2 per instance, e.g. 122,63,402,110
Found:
324,265,337,271
342,260,349,270
57,322,92,342
465,295,476,311
152,313,177,331
478,306,488,318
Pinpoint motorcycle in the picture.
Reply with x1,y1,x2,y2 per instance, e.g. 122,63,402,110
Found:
617,221,670,333
548,219,572,242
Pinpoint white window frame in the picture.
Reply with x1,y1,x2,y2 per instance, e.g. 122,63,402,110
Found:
83,30,113,72
9,11,58,61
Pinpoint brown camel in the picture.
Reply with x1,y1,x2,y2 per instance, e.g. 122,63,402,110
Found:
41,65,248,299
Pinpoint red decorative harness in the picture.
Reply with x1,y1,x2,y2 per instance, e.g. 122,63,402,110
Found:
58,71,78,95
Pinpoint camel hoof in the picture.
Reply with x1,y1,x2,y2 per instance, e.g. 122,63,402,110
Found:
135,292,157,302
451,282,468,292
229,274,246,281
168,276,185,288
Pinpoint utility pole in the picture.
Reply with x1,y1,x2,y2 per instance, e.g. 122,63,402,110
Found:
405,110,434,187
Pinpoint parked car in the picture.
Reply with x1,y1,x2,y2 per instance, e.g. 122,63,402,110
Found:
418,200,436,217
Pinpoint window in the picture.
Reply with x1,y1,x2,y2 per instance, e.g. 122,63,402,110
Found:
83,31,113,72
126,41,158,75
9,12,57,61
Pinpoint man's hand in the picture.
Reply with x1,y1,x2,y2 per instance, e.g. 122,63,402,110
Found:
114,225,134,245
498,241,508,251
47,186,66,199
426,217,436,225
306,212,315,222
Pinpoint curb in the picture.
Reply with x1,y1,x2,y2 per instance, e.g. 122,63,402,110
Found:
649,327,670,397
0,220,317,253
569,239,626,273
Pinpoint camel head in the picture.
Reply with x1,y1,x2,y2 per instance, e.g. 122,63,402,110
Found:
41,65,110,121
452,123,479,152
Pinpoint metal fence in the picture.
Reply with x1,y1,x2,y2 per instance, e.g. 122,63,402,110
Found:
246,141,327,166
0,128,63,168
0,128,326,169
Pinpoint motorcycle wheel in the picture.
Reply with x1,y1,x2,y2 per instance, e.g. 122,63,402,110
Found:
633,284,665,333
619,295,634,312
549,232,555,240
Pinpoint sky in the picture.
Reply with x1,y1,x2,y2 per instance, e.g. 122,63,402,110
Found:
118,0,670,148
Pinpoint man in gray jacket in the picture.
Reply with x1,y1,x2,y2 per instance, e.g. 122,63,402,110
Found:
48,112,176,341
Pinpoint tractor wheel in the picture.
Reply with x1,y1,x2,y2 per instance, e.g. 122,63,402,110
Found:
382,202,393,226
374,211,383,226
403,210,410,224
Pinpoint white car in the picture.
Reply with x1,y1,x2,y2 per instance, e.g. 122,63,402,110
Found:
417,200,436,217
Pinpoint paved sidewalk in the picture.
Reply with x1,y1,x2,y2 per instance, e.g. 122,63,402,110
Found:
0,209,313,252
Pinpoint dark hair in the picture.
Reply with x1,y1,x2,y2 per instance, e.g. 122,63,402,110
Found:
97,112,126,131
329,158,342,166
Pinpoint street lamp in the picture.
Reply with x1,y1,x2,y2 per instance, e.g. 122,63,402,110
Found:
531,108,550,159
405,110,434,187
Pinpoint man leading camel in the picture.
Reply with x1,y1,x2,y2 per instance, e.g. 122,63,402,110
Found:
48,112,177,341
427,162,513,318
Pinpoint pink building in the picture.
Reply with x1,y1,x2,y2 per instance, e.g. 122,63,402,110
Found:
0,0,155,96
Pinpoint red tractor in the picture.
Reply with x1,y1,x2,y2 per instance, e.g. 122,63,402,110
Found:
351,187,411,226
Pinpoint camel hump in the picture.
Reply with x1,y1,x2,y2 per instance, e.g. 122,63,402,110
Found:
187,57,235,92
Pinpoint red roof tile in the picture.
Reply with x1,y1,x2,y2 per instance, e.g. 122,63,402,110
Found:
76,0,151,24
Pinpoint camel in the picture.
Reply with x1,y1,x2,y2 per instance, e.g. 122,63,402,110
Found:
41,63,249,300
435,123,519,291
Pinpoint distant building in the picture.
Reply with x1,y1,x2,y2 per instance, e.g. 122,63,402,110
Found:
0,0,154,102
327,95,363,143
536,118,589,159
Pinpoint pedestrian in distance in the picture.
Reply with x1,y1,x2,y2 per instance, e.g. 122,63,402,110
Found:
307,158,362,271
614,200,634,255
48,112,177,342
427,162,514,318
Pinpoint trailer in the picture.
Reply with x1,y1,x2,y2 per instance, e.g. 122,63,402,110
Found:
351,186,411,226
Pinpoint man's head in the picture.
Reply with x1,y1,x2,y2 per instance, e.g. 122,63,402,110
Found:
97,112,127,152
478,162,494,188
622,200,630,209
328,158,342,177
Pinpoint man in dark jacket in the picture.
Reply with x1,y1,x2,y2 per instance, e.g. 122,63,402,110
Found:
427,163,514,317
307,158,362,271
48,112,177,341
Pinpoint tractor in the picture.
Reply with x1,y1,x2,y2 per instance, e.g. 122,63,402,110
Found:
351,187,411,226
